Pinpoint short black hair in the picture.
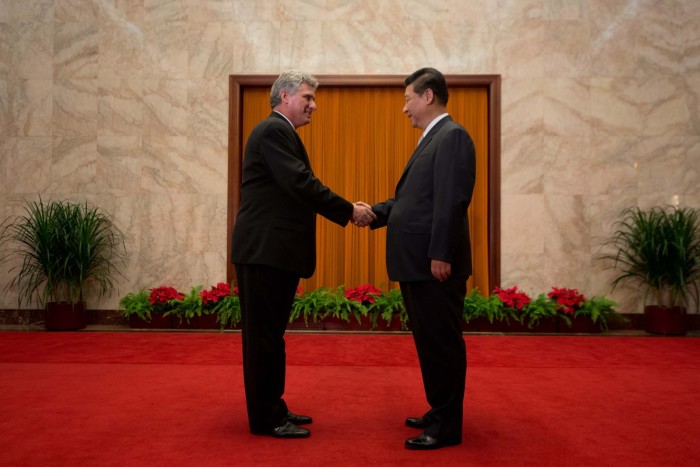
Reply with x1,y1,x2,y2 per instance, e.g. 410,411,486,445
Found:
404,67,449,106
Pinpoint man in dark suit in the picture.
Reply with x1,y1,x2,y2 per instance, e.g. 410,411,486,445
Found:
370,68,476,450
231,71,375,439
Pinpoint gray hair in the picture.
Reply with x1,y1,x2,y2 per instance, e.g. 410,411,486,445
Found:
270,70,319,108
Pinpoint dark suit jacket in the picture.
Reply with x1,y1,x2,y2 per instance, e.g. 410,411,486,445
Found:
371,116,476,282
231,112,354,279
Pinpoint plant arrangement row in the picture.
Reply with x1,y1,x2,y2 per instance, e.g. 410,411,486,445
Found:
119,283,621,332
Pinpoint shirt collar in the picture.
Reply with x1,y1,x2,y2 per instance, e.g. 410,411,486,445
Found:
421,113,449,140
274,110,295,129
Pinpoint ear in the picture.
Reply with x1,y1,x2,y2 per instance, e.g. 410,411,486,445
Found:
423,88,435,104
279,89,289,103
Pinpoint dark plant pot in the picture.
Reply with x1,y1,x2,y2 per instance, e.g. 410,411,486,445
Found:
558,315,601,334
45,302,86,331
323,316,373,331
191,313,220,329
535,318,559,333
173,314,220,330
504,318,558,333
286,317,324,330
644,305,687,336
377,315,410,332
128,313,172,329
464,318,483,332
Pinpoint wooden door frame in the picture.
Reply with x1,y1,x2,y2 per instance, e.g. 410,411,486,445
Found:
227,74,501,289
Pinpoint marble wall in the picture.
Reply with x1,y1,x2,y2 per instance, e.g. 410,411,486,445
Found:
1,0,699,312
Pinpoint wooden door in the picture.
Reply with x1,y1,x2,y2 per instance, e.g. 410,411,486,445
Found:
229,75,500,295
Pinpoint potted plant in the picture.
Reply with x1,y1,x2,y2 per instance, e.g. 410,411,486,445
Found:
1,199,128,330
318,285,368,330
168,286,206,328
571,295,621,332
520,292,559,332
144,286,184,328
548,287,621,333
118,288,167,328
488,286,532,331
195,282,233,329
601,206,700,335
211,284,240,330
366,287,407,331
289,286,327,329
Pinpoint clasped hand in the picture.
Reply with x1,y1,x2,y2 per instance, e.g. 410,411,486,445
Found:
352,202,376,227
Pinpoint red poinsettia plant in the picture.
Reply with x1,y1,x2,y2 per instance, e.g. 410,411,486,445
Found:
200,282,232,306
344,283,383,304
148,286,184,305
547,287,586,316
493,285,531,311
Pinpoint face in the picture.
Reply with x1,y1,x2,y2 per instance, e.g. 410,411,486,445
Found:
281,82,317,128
403,84,428,130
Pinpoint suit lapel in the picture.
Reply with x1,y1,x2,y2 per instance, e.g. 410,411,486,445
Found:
270,112,311,168
396,116,452,186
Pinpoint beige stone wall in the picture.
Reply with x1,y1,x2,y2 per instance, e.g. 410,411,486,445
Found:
1,0,699,312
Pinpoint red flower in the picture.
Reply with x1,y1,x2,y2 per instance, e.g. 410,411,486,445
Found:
344,284,382,304
200,282,232,305
148,286,184,305
296,286,303,297
548,287,586,316
493,286,531,311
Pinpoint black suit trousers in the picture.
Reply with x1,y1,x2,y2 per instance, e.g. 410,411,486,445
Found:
235,263,300,432
400,277,467,439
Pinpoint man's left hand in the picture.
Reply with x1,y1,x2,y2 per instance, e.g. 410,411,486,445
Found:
431,259,451,282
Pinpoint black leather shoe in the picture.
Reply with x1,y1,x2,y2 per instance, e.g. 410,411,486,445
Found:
269,421,310,438
405,416,430,429
405,433,460,450
287,411,312,425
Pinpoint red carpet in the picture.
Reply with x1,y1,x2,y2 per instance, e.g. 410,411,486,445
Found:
1,332,699,466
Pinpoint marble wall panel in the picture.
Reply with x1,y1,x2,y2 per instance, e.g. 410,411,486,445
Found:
142,79,187,136
142,22,188,79
186,135,228,194
7,79,52,136
188,22,234,78
587,136,639,196
687,75,700,135
187,78,227,137
98,78,143,135
231,21,280,73
54,21,98,79
501,134,549,195
55,0,100,22
97,20,144,80
1,0,699,311
140,136,194,193
51,136,97,193
52,79,97,136
541,136,590,195
96,135,142,196
685,138,700,196
6,136,53,193
8,23,53,79
543,78,592,137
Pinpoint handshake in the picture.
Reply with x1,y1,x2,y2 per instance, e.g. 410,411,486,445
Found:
352,202,376,227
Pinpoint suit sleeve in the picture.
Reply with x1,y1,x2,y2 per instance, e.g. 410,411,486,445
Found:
429,127,476,262
370,198,395,230
260,123,354,226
